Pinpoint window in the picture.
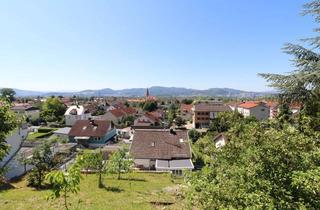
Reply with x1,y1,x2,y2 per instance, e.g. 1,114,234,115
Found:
261,109,265,111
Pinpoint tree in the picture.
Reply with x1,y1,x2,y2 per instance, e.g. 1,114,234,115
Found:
79,150,107,188
142,101,157,112
16,152,29,173
174,116,185,127
121,115,135,127
0,99,17,177
187,120,320,209
108,148,133,180
46,160,82,210
181,98,193,105
209,111,244,133
277,103,293,123
27,143,53,188
0,88,16,102
188,129,201,143
41,97,66,123
259,1,320,130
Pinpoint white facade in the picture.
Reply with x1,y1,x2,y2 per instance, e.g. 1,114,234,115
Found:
237,104,270,121
214,135,226,148
64,105,91,126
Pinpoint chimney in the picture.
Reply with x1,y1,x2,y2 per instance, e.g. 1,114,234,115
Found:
169,128,176,135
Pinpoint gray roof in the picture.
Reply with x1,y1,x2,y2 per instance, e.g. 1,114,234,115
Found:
53,127,71,135
155,159,194,170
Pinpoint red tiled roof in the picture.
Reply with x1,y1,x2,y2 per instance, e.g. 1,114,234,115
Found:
237,101,265,109
110,109,126,118
122,107,136,115
181,104,193,112
144,112,160,122
68,120,112,137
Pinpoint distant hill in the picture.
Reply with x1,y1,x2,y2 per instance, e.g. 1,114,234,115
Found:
9,86,275,98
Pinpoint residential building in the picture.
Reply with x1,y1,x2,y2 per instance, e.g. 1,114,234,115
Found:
11,103,40,119
130,129,194,173
236,101,270,120
64,105,91,126
213,133,228,148
192,101,231,128
68,119,116,148
265,101,279,119
94,107,137,125
134,112,161,127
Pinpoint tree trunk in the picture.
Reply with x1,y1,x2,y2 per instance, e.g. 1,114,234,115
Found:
98,172,103,188
118,162,121,180
64,188,68,210
38,170,42,188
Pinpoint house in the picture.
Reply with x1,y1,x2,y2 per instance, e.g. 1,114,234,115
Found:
95,107,137,125
68,119,116,148
134,112,161,127
180,104,193,121
192,100,231,128
117,126,134,139
64,105,92,126
130,129,194,174
236,101,270,120
11,103,40,119
213,133,228,148
265,101,279,119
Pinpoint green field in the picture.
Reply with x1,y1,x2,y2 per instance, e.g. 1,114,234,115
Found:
26,128,57,141
0,172,186,210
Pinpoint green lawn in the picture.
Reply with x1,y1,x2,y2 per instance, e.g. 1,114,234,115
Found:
0,172,186,210
26,128,57,141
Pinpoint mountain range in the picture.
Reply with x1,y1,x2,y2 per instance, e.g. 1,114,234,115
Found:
12,86,275,98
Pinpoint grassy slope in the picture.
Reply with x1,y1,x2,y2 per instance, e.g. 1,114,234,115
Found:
0,172,186,210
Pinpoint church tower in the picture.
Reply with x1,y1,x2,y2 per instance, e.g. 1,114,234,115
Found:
145,88,150,98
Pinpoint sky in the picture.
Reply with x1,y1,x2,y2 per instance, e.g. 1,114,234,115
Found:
0,0,316,92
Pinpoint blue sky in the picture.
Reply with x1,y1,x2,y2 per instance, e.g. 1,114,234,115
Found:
0,0,315,91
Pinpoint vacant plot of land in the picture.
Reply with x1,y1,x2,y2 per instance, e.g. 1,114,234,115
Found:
0,172,186,210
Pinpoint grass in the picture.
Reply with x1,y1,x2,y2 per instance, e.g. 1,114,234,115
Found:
0,172,186,210
26,128,57,141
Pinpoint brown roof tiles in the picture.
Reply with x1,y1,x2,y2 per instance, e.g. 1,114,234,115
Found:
130,129,192,160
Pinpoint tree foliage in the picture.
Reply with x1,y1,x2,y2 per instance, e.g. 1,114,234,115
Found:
188,129,201,143
46,159,82,210
0,99,17,176
107,148,133,180
142,101,157,112
79,150,107,188
187,121,320,209
0,88,16,102
209,111,253,133
259,0,320,130
40,97,66,123
27,143,53,188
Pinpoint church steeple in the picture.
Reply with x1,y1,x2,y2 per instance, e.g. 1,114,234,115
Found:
146,88,150,98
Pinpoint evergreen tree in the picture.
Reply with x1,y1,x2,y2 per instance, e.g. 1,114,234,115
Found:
260,1,320,130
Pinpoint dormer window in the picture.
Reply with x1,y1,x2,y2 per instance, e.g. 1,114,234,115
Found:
82,126,87,130
151,142,155,147
179,138,184,143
